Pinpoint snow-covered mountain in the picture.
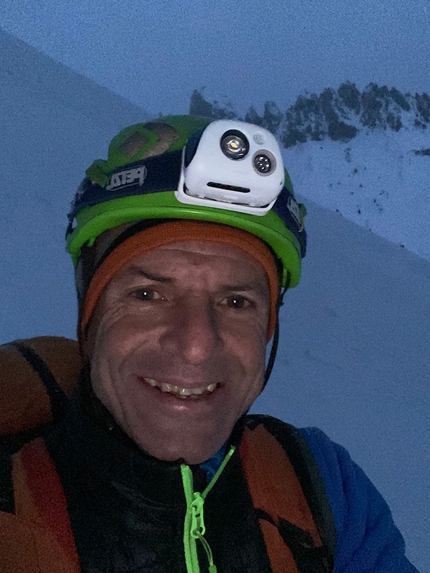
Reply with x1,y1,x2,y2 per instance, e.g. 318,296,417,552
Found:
191,87,430,263
279,83,430,145
1,29,429,571
191,83,430,145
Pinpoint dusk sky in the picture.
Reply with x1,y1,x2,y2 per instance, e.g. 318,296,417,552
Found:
1,0,429,118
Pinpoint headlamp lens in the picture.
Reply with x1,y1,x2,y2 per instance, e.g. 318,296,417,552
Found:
220,130,249,160
254,153,272,173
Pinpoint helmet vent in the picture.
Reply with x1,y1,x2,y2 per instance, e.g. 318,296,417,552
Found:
119,132,148,158
141,123,180,159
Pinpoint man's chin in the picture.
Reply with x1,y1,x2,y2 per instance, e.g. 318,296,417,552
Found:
132,431,228,466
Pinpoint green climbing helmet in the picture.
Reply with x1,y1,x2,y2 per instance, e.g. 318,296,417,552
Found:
66,115,307,287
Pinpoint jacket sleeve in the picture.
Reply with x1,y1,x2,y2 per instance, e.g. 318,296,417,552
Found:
299,427,420,573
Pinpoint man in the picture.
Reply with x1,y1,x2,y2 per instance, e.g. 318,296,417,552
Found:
0,116,419,572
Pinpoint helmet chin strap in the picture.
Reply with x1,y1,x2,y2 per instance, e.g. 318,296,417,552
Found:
263,273,290,387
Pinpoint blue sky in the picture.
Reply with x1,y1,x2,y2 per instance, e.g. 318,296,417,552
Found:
1,0,429,117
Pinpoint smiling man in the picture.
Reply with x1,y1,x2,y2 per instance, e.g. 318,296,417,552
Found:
0,116,419,572
86,239,271,465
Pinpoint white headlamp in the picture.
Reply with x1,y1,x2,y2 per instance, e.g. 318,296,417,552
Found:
175,120,285,216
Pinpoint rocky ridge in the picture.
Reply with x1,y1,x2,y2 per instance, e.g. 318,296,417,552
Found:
189,83,430,148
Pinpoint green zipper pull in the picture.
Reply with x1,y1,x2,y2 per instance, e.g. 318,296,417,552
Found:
190,492,217,572
181,446,236,573
191,492,206,537
181,464,202,573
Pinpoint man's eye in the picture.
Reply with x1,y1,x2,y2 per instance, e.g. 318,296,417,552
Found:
225,295,251,309
133,288,162,301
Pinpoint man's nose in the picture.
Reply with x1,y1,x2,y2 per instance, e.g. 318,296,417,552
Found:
160,297,222,364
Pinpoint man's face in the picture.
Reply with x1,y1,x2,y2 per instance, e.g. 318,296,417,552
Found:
86,240,270,464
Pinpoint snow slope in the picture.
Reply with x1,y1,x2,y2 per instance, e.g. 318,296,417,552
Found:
0,29,429,571
254,201,430,568
285,130,430,262
0,27,149,342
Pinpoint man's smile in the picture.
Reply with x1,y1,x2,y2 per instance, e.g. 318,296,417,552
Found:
138,376,220,399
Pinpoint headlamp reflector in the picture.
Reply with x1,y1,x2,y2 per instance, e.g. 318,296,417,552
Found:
220,130,250,160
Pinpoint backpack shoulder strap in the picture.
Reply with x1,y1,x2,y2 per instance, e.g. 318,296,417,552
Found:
0,439,80,573
14,439,79,566
0,337,81,454
10,341,69,423
239,414,336,573
0,447,15,513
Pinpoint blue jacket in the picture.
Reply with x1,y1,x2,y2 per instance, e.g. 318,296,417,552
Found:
300,427,419,572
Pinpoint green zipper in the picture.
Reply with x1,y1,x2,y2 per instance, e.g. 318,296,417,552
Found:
181,445,236,573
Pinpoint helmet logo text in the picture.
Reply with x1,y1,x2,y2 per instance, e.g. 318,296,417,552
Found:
287,196,304,230
106,166,147,191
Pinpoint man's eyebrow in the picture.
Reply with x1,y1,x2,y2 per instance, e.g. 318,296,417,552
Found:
220,282,269,297
221,284,257,292
122,266,268,295
122,266,173,283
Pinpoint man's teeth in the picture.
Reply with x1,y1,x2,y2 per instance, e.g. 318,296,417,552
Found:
143,378,217,398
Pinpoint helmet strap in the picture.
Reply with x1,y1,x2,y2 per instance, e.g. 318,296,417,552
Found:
263,272,290,387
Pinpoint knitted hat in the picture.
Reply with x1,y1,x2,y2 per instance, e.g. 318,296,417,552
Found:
76,220,281,344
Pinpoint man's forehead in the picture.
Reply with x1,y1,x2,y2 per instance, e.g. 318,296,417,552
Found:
145,239,263,259
121,240,270,281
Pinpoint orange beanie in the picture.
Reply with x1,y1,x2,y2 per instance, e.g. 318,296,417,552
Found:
78,221,281,342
